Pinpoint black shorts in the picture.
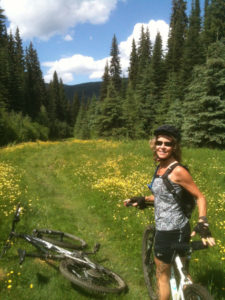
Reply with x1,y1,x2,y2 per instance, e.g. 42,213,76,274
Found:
154,222,191,264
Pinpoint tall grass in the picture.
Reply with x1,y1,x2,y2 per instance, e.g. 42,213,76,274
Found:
0,139,224,299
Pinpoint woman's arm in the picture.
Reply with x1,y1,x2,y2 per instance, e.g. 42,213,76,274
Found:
170,166,215,246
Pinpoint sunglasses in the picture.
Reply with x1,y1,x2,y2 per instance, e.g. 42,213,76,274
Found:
155,141,173,147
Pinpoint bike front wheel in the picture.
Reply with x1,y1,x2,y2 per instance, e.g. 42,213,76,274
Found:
142,225,157,300
184,283,214,300
33,229,87,249
59,259,127,294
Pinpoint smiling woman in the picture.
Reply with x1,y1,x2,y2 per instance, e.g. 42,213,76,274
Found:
125,125,216,300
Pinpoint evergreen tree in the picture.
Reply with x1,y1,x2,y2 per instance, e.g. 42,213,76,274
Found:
137,26,152,78
100,60,110,101
24,42,46,119
128,39,139,89
0,7,9,108
7,29,25,112
182,41,225,148
109,35,122,92
14,28,25,112
121,83,140,138
151,32,165,97
155,72,183,130
67,93,80,126
182,0,204,82
58,78,68,122
166,0,188,73
74,100,89,139
97,81,123,137
86,95,100,138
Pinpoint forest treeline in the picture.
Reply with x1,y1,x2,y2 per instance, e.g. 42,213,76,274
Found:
0,0,225,148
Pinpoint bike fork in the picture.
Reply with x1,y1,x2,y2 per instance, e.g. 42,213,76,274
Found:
170,256,192,300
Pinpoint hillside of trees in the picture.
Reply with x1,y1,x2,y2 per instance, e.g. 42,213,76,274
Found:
1,0,225,148
63,82,101,102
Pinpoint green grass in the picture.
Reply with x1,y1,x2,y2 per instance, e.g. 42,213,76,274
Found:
0,139,224,299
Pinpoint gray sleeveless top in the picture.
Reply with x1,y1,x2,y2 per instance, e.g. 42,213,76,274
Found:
151,176,188,231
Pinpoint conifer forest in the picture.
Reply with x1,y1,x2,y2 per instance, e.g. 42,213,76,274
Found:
0,0,225,148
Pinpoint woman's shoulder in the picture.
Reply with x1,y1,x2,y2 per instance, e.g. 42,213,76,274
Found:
171,164,191,183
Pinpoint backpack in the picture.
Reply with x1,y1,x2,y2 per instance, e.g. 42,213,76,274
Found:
161,162,196,218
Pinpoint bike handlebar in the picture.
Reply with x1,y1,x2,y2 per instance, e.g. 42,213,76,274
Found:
171,241,208,252
125,202,154,207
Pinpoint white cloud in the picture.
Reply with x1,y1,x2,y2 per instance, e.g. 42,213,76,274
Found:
42,19,169,84
64,34,73,42
1,0,118,40
119,20,169,77
43,54,108,83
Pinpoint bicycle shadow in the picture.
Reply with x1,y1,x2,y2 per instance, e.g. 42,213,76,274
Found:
69,282,128,299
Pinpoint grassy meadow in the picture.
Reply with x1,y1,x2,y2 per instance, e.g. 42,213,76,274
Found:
0,139,224,300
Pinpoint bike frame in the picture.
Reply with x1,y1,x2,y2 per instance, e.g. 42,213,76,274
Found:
13,232,97,269
170,255,192,300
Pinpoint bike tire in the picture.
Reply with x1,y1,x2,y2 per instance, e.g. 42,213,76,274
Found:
33,229,87,249
59,258,127,294
142,225,157,300
184,283,214,300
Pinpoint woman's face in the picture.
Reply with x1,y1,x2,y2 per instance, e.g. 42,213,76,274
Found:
155,135,174,161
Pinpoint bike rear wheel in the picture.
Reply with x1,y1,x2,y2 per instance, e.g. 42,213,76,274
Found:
33,229,87,249
142,225,157,300
184,283,214,300
59,259,127,294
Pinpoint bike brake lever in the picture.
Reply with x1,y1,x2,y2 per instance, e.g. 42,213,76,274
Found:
18,248,26,264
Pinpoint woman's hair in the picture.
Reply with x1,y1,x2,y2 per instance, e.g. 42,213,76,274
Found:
149,136,182,163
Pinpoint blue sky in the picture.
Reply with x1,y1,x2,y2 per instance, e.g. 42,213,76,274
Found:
1,0,204,85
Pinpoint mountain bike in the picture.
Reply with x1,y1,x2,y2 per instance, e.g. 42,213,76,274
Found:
0,203,127,295
142,224,214,300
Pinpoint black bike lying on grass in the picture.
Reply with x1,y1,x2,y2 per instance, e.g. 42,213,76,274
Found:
0,203,127,295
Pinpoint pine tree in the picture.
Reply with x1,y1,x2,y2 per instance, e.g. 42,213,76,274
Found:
109,35,122,92
128,39,139,89
151,32,165,97
67,93,80,126
7,29,25,112
166,0,188,73
137,26,151,78
97,81,123,137
182,41,225,148
182,0,204,82
0,7,9,109
58,78,68,122
14,28,25,112
100,60,110,101
24,42,46,119
74,100,89,139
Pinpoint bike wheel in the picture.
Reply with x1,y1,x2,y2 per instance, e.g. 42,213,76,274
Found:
184,284,214,300
33,229,87,249
142,225,157,300
59,259,127,294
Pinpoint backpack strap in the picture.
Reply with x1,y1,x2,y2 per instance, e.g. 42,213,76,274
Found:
147,165,159,191
161,162,182,200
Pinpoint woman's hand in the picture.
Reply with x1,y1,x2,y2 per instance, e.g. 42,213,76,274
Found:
191,222,216,247
123,197,146,209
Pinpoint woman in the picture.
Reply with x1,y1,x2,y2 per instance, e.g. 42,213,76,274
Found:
124,125,215,300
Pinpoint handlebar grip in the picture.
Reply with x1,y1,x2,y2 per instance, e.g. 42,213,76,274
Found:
191,241,208,250
125,202,133,207
171,241,208,251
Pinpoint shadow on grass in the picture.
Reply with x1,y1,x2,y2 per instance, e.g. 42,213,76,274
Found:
69,282,128,299
197,268,225,299
36,272,50,285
